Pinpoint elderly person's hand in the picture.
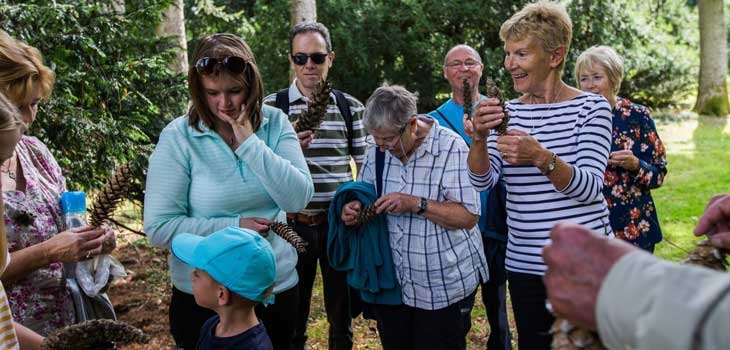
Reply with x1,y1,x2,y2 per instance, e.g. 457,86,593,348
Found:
607,150,639,171
374,193,418,215
43,226,106,262
239,217,273,237
467,98,505,140
341,200,362,226
694,194,730,249
497,129,545,165
543,222,636,330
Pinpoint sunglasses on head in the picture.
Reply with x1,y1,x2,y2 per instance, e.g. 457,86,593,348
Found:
291,53,329,66
195,56,248,75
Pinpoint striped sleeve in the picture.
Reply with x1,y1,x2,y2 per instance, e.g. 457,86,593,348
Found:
0,283,18,350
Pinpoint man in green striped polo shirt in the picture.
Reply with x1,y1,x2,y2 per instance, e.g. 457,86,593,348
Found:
263,22,367,350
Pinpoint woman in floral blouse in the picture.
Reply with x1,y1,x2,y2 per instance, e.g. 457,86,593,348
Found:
0,30,115,335
575,45,668,252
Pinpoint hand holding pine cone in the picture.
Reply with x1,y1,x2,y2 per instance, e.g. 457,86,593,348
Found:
294,78,333,133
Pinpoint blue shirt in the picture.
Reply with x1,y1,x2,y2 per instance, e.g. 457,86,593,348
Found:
144,105,314,294
198,316,273,350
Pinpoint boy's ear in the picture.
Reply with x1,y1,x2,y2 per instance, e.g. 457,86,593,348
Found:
217,285,231,306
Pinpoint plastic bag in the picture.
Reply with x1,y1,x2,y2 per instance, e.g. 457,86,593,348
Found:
75,254,127,297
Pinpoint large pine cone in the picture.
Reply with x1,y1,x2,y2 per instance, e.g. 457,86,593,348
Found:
294,78,333,133
41,319,150,350
89,164,135,228
682,239,727,271
462,78,473,121
486,77,509,135
356,205,379,226
271,221,308,253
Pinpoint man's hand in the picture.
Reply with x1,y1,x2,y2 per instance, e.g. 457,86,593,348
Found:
296,129,315,149
543,223,636,330
694,194,730,249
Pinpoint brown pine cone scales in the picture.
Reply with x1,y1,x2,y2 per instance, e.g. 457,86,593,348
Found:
682,239,727,271
462,78,473,121
271,221,308,253
41,319,150,350
89,163,135,228
356,205,379,226
486,77,509,135
294,78,333,133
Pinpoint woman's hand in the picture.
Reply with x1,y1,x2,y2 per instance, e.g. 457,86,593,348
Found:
468,98,505,141
341,200,362,226
496,129,544,165
239,217,273,237
374,193,418,214
44,226,106,262
218,105,254,147
608,150,639,171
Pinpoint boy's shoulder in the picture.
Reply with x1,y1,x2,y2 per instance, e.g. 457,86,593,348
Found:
197,316,273,350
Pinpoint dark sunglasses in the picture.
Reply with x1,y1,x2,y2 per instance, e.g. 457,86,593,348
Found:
291,53,329,66
195,56,248,75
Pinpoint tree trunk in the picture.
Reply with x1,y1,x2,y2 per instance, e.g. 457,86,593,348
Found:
291,0,317,26
694,0,729,116
157,0,188,74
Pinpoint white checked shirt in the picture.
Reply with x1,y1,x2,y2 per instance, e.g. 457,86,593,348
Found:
359,115,488,310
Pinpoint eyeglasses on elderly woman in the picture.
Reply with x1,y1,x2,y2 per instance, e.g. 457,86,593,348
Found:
195,56,249,75
364,123,407,150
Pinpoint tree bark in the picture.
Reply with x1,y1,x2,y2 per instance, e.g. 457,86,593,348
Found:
694,0,729,116
157,0,188,74
291,0,317,26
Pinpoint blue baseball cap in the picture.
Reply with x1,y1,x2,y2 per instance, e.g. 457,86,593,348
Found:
171,226,276,305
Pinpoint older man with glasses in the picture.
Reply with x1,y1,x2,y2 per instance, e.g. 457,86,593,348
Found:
263,22,367,350
429,44,513,350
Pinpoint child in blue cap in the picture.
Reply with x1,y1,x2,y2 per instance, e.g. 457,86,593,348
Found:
172,226,277,350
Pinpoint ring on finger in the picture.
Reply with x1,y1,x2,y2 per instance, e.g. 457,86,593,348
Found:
545,300,555,315
85,252,91,260
502,151,508,158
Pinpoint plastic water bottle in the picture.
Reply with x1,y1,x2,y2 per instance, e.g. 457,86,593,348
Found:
60,191,87,229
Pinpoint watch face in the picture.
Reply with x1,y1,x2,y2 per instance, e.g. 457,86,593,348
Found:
419,198,427,211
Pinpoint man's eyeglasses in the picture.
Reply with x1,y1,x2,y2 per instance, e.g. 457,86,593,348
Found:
195,56,249,75
445,59,481,69
291,53,329,66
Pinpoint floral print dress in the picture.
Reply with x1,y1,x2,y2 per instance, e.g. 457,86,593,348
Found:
2,136,74,336
603,97,667,251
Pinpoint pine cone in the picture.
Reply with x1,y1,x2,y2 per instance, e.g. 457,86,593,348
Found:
41,319,150,350
294,78,333,133
486,77,509,135
271,221,308,253
89,164,135,228
356,205,379,226
550,318,606,350
682,239,728,271
462,78,473,121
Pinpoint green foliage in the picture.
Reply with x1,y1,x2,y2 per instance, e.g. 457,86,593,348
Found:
0,0,188,190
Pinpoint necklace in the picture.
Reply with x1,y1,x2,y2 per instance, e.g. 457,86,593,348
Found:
529,82,565,135
1,156,16,181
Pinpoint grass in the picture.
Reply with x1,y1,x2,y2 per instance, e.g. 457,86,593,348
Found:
303,111,730,349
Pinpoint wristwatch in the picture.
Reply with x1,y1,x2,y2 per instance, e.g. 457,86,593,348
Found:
417,197,428,215
545,152,557,175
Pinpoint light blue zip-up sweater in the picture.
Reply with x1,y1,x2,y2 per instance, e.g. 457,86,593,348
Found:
144,105,314,295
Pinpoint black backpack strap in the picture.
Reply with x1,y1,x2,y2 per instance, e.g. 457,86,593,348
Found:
333,89,354,153
275,89,290,115
435,108,469,147
375,149,385,197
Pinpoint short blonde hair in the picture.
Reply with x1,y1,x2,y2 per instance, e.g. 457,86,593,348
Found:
499,1,573,73
574,45,624,95
0,30,56,106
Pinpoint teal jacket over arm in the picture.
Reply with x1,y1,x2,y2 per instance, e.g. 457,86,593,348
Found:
327,181,401,305
144,105,314,294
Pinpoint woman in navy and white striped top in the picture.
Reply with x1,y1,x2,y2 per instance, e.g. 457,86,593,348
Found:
466,2,612,349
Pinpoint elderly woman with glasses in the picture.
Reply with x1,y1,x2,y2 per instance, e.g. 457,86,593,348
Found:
144,33,314,350
341,85,487,350
466,2,613,349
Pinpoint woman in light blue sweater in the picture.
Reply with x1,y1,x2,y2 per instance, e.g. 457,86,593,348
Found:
143,33,314,350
